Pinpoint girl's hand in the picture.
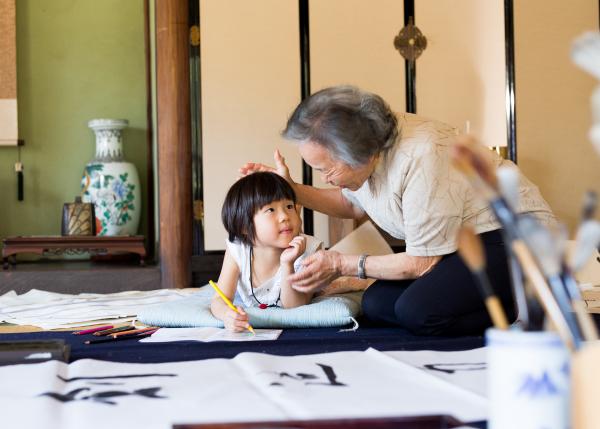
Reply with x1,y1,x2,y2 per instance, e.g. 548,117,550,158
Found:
280,235,307,264
289,250,343,293
223,306,250,332
239,149,295,187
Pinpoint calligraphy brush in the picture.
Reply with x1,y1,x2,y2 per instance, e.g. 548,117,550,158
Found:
495,165,534,330
452,136,576,351
457,226,509,329
563,219,600,343
572,32,600,80
517,215,584,348
453,139,535,328
549,220,600,342
496,165,520,211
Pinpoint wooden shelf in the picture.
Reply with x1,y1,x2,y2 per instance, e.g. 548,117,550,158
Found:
2,235,146,269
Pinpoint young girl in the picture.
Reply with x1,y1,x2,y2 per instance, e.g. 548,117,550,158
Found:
211,172,322,332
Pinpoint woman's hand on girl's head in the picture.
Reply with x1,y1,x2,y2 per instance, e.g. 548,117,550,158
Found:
280,235,307,265
289,249,343,293
223,306,250,332
239,149,295,187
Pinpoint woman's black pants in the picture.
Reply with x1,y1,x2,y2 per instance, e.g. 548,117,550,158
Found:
361,229,516,336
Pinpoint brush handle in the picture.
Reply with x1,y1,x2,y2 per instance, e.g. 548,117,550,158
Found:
485,296,509,330
507,250,530,329
548,275,583,349
489,198,520,239
474,270,509,330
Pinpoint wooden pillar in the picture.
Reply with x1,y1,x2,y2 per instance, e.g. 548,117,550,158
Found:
156,0,192,288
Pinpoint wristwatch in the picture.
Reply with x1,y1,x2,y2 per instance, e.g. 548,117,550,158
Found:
357,253,369,279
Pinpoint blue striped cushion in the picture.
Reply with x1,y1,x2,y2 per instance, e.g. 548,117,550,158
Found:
137,286,362,328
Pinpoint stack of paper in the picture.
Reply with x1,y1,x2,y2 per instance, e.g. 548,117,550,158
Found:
0,289,198,330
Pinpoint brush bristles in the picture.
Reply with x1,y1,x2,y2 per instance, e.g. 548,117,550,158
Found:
452,135,499,193
571,32,600,80
518,216,561,278
497,166,520,211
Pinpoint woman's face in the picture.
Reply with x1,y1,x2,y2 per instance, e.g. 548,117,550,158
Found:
298,141,376,191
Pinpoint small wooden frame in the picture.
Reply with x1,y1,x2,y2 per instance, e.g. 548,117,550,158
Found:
2,236,146,269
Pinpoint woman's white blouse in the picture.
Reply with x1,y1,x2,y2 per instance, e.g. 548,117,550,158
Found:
342,113,556,257
226,234,323,307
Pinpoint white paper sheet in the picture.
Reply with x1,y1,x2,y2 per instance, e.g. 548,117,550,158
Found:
0,348,487,429
384,347,488,397
0,289,199,329
139,327,282,343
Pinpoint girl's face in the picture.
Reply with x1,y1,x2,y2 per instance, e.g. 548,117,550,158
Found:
252,198,301,249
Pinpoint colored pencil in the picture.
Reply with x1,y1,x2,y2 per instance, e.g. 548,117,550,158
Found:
109,327,157,338
209,280,255,334
85,329,158,345
93,325,137,336
72,325,113,335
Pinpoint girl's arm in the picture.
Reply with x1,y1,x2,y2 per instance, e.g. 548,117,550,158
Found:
210,249,250,332
279,236,318,308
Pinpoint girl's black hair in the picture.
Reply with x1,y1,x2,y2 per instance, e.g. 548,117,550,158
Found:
221,172,297,246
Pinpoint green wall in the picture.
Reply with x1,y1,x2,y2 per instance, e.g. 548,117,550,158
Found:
0,0,148,245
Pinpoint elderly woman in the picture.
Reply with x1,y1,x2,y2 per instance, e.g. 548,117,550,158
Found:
241,85,555,336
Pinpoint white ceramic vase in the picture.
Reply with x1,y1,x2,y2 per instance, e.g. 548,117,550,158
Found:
81,119,141,236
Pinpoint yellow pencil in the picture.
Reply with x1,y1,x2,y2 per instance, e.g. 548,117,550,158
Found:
209,280,255,334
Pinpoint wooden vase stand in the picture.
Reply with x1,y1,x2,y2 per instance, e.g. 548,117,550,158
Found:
2,235,146,269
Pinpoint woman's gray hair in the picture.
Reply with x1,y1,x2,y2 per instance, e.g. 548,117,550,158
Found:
282,85,399,166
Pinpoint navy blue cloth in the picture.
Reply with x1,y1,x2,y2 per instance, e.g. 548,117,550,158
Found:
0,327,486,428
362,229,516,336
0,325,483,363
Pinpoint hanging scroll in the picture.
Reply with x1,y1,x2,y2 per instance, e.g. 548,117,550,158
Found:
0,0,18,146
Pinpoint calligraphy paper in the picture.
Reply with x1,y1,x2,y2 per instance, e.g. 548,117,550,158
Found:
0,289,199,329
384,347,487,397
0,348,486,429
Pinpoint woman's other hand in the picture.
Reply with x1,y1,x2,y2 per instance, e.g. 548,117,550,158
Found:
223,306,250,332
239,149,295,186
280,235,307,265
288,249,343,293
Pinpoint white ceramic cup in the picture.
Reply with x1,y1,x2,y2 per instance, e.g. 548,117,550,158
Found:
486,328,570,429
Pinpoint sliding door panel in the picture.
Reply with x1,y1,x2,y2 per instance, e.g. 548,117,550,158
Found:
310,0,406,245
200,0,302,250
417,0,507,148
